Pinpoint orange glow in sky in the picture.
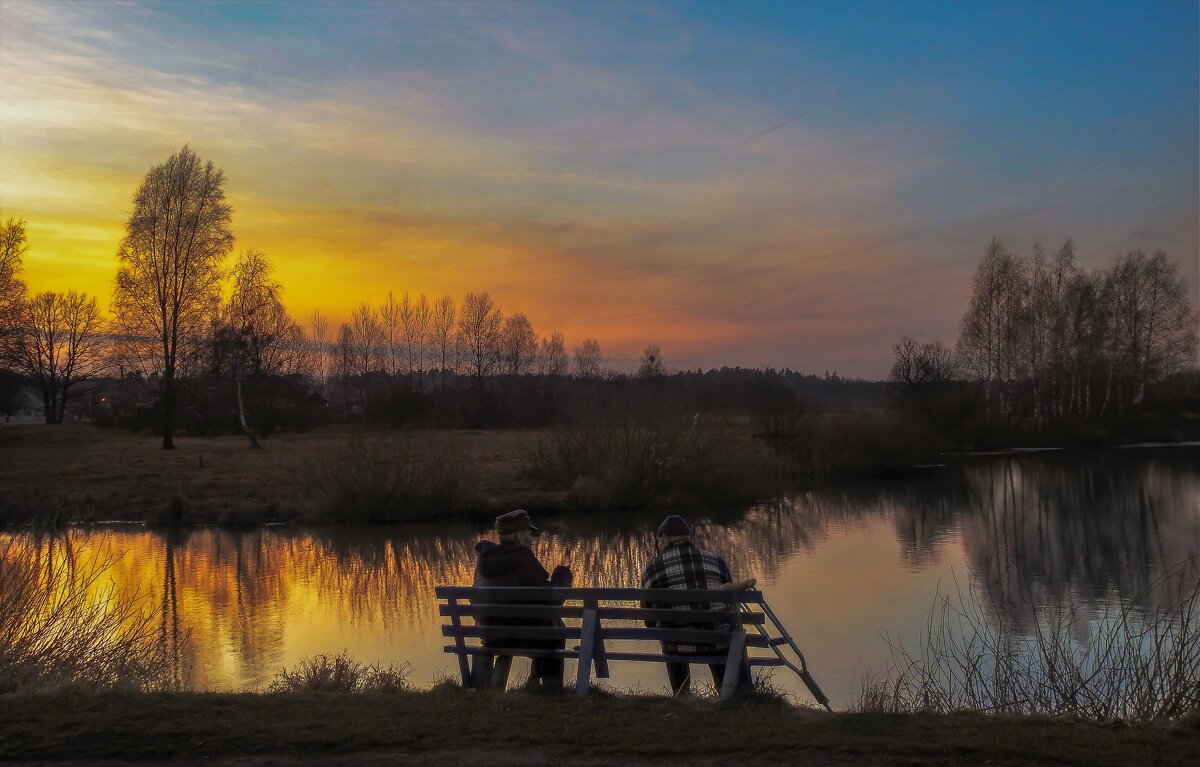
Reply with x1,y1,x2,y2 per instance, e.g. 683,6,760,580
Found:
2,1,1196,376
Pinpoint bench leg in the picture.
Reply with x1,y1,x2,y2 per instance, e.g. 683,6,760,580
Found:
490,655,512,690
471,655,494,691
720,630,748,701
575,604,599,697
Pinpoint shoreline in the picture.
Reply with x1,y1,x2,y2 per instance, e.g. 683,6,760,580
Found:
3,424,1199,531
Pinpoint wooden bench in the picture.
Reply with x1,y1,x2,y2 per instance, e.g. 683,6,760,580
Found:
436,586,830,706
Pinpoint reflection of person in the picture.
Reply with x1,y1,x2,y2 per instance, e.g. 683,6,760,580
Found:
473,509,573,689
640,514,751,696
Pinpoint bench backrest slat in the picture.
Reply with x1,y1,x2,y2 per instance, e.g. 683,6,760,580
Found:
443,623,772,647
436,585,765,604
437,603,766,625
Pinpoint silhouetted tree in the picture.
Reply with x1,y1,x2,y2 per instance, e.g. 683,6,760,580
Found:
431,294,456,391
501,313,537,375
574,338,602,378
0,218,27,353
349,302,381,403
11,291,104,423
458,291,502,387
112,145,233,448
334,322,354,419
379,291,403,382
402,293,431,388
637,343,664,379
1105,250,1197,408
309,308,329,396
540,331,568,376
211,250,304,443
890,337,959,428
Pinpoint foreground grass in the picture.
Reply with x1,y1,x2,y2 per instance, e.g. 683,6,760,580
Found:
0,689,1196,765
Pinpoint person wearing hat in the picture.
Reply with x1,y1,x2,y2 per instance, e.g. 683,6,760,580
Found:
474,509,574,689
640,514,751,696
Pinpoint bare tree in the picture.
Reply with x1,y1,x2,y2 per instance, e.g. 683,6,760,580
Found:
1106,250,1197,407
957,238,1026,418
500,313,537,375
379,292,403,382
212,250,304,443
0,218,27,350
457,291,503,387
11,291,104,423
573,338,602,378
539,331,568,376
350,303,382,405
112,145,233,448
637,343,664,379
402,293,432,389
890,336,958,427
334,322,355,419
309,308,329,396
431,294,456,391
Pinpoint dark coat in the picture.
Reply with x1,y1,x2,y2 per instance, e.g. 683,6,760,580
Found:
473,540,570,588
472,540,572,649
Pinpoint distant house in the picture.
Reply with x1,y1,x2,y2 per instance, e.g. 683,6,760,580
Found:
2,388,44,424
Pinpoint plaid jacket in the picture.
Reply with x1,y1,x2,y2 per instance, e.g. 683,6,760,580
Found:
640,540,733,654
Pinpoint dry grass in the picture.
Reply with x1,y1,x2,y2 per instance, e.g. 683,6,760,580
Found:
1,688,1196,765
266,651,412,693
531,413,775,510
0,539,169,692
304,437,482,522
857,560,1200,721
0,424,559,525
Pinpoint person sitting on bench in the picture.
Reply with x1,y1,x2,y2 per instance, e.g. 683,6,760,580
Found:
473,509,573,690
640,514,751,696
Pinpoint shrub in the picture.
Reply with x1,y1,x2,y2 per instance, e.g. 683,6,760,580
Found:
306,437,481,523
266,651,411,693
532,410,773,510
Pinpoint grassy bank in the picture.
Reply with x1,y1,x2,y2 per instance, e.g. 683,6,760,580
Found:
0,420,787,527
0,424,555,527
0,688,1195,765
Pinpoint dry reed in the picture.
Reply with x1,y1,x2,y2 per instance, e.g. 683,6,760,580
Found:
0,539,169,692
857,559,1200,720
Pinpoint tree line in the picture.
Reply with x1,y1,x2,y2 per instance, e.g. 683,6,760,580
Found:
3,146,1195,445
0,146,664,443
892,237,1197,435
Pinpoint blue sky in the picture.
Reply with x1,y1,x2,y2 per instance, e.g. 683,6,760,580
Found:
1,0,1196,375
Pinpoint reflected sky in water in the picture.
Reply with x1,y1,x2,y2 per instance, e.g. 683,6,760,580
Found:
5,447,1198,707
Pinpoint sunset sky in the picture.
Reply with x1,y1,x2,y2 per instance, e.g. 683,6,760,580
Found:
1,0,1196,377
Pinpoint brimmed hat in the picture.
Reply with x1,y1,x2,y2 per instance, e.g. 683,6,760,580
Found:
496,509,541,537
656,515,692,537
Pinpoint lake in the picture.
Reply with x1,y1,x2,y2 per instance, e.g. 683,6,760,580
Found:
4,446,1198,707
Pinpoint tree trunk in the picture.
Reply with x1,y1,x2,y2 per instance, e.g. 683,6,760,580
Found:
162,377,176,449
1098,363,1112,420
41,383,56,425
235,370,261,449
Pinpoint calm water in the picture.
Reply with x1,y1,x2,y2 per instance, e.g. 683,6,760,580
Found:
5,447,1199,707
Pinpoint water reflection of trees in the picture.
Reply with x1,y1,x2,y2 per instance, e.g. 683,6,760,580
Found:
955,451,1200,624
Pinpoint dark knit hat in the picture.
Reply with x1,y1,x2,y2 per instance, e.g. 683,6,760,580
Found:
656,515,692,537
496,509,541,536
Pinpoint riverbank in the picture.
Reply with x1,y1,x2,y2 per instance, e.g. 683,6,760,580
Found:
4,421,1198,528
1,688,1195,765
0,421,789,527
0,424,558,527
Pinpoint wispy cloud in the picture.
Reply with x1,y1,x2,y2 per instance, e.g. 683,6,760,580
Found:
0,0,1194,376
